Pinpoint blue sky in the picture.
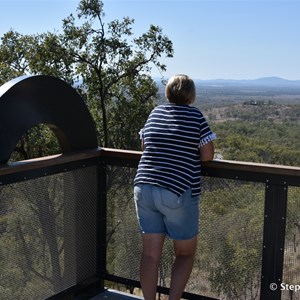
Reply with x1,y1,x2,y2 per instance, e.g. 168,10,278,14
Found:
0,0,299,80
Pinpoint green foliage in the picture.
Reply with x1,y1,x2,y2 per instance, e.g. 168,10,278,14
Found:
10,124,61,162
0,31,37,84
60,1,172,148
0,0,173,160
212,119,300,166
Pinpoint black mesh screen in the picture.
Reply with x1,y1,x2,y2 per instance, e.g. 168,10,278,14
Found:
105,165,265,300
106,166,141,281
0,166,98,300
282,186,300,300
2,160,298,300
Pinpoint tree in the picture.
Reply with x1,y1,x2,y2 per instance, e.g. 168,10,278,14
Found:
0,0,173,153
60,0,173,148
0,2,173,298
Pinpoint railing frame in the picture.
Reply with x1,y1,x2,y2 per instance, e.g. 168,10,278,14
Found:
1,147,300,300
99,148,300,300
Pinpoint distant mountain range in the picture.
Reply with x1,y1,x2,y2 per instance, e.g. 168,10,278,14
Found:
75,76,300,88
194,77,300,87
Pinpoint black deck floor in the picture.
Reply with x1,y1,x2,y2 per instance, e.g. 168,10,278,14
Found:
89,289,143,300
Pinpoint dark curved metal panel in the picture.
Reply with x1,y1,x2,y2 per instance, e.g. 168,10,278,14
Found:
0,75,98,164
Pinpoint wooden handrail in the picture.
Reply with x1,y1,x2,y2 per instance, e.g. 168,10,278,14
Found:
0,147,300,179
0,147,102,176
204,158,300,177
100,148,300,178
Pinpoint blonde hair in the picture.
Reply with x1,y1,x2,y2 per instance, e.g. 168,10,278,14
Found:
165,74,196,105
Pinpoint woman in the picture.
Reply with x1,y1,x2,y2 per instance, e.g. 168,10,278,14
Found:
134,74,216,300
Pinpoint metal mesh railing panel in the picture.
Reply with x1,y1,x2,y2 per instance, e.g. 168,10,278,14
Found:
0,166,98,300
188,177,264,300
106,166,141,282
282,186,300,300
105,165,265,300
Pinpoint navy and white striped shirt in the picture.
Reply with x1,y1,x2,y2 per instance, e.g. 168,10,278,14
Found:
134,104,216,196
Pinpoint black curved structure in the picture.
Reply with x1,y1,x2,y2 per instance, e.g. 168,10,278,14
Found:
0,75,98,164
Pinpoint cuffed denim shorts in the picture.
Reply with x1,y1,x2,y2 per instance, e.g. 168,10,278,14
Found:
134,183,200,240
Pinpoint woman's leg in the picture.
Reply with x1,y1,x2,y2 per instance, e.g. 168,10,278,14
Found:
140,233,165,300
169,236,198,300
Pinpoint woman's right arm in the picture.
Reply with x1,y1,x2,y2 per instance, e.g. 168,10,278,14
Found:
199,141,215,162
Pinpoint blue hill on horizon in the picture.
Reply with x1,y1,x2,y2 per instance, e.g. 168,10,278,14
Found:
195,76,300,87
154,76,300,86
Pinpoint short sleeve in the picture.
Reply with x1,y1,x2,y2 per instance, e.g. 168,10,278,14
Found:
199,116,216,147
199,132,217,147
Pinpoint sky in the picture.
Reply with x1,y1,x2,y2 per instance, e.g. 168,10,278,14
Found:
0,0,299,80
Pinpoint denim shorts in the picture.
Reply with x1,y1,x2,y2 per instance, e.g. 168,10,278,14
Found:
134,183,200,240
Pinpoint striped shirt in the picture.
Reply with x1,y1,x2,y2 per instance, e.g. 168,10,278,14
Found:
134,104,216,196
